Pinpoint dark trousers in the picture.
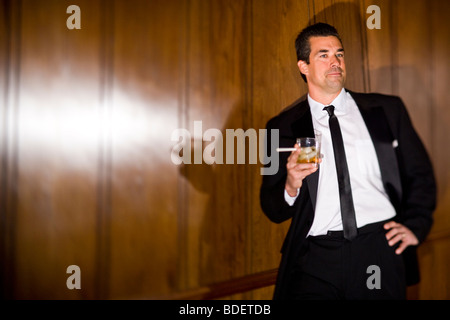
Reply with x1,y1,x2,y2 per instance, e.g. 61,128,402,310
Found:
288,220,406,300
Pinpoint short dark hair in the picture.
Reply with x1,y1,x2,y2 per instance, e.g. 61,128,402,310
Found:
295,23,343,82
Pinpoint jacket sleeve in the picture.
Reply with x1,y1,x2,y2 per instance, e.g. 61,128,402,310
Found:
390,97,437,243
259,117,298,224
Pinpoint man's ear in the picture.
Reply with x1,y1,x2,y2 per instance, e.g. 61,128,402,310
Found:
298,60,308,77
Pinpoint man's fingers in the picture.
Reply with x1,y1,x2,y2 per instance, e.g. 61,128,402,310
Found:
385,228,398,241
289,143,305,157
395,240,408,255
384,221,402,240
383,221,419,255
294,163,318,173
285,143,318,190
287,145,301,162
287,164,317,180
383,221,398,231
388,232,404,246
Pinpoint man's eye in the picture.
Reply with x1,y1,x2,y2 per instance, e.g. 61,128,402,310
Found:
337,53,344,58
320,54,327,58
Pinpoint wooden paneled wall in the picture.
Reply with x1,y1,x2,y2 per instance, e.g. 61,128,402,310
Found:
1,0,449,299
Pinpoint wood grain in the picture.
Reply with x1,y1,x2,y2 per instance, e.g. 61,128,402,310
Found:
0,0,449,300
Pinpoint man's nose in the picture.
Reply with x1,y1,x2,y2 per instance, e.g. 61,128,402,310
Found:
330,54,341,67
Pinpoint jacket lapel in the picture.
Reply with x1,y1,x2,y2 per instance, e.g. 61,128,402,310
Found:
349,91,403,212
290,100,315,138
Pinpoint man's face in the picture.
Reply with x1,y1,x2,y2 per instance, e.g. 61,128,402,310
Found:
298,36,346,95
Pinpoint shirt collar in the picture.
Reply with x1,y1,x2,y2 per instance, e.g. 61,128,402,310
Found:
308,88,348,120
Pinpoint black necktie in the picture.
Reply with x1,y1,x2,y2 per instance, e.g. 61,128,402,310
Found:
323,105,358,240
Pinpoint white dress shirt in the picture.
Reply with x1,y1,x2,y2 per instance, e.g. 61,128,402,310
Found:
285,88,396,236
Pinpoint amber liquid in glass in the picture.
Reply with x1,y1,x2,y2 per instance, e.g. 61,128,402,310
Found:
297,146,318,164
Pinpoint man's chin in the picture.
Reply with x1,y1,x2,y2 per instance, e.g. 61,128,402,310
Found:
326,79,345,90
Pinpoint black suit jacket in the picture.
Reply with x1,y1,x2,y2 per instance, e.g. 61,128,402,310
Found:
260,90,436,300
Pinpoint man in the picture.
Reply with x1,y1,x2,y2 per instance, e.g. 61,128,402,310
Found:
260,23,436,299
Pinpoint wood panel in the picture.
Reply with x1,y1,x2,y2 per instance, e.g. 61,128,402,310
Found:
11,0,103,299
0,0,18,298
364,0,395,95
395,0,433,145
182,0,252,296
413,235,450,299
413,0,450,300
108,0,183,298
428,0,450,236
0,0,449,300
